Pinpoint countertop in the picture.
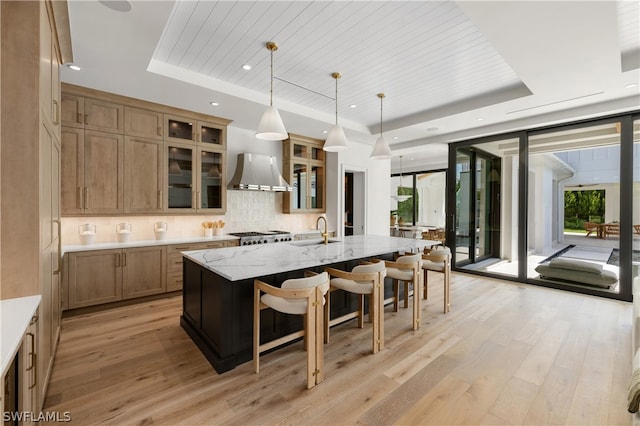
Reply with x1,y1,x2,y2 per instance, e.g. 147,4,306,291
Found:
1,295,40,376
63,235,240,254
183,235,435,281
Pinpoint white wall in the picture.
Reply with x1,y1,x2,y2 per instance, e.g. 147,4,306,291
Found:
326,140,390,237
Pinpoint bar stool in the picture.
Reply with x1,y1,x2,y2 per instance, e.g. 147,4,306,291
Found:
324,260,387,354
383,253,423,330
422,246,451,313
253,271,330,389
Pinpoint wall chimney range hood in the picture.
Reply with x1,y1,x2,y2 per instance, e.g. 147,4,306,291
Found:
227,153,292,192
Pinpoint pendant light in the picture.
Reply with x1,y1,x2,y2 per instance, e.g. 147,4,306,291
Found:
391,155,412,202
323,72,348,152
370,93,391,159
256,41,288,141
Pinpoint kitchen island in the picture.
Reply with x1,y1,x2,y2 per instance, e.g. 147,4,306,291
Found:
181,235,433,373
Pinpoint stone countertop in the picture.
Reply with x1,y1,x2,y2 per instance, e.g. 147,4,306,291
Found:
63,235,240,254
183,235,435,281
1,295,41,376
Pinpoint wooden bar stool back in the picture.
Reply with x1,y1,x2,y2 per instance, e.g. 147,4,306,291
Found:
383,253,423,330
422,246,451,313
324,260,387,354
253,271,330,389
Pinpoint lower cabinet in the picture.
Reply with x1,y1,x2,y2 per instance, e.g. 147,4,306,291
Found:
166,240,238,292
2,314,39,426
64,240,239,310
66,246,166,309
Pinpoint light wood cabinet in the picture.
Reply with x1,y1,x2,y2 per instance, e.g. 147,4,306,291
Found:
62,130,125,215
166,240,237,291
165,144,226,213
83,98,123,134
67,249,122,309
122,246,166,299
61,93,84,128
283,134,326,213
64,241,237,309
125,136,163,213
164,114,226,147
61,86,230,216
60,95,123,134
125,106,163,140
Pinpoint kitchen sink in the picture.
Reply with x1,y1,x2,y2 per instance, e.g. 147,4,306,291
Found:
290,239,341,247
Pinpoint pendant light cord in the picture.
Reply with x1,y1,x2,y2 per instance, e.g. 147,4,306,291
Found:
269,48,274,106
380,96,383,135
335,77,338,125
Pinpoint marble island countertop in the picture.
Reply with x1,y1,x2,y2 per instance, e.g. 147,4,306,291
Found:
183,235,435,281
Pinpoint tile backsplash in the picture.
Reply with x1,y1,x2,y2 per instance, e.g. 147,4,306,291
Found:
61,191,320,245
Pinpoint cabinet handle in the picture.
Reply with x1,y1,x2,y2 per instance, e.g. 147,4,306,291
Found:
115,253,120,267
52,99,60,125
192,191,196,208
84,114,88,125
157,126,162,136
53,219,62,275
77,113,83,124
196,191,200,208
192,132,196,141
84,187,89,209
122,252,127,267
27,331,37,389
78,186,84,209
26,332,35,371
175,261,183,264
157,190,162,209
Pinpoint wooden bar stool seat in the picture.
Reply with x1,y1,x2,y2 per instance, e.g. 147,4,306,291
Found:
253,272,330,389
383,253,423,330
422,246,451,313
324,260,387,354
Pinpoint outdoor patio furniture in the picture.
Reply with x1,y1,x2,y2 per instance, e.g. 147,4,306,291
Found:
604,223,620,239
584,221,599,237
634,225,640,236
535,258,617,288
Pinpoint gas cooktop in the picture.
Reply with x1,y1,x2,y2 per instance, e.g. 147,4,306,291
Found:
228,230,292,245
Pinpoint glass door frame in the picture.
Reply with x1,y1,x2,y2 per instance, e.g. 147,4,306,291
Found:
446,111,638,302
449,146,502,267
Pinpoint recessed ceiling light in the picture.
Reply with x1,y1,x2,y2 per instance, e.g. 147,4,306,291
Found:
426,127,438,132
209,102,219,106
393,136,398,140
322,130,328,134
98,0,131,12
349,104,357,108
476,117,484,121
242,64,251,71
67,64,81,71
626,83,637,89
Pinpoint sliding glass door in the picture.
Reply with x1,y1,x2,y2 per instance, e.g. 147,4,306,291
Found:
453,147,501,267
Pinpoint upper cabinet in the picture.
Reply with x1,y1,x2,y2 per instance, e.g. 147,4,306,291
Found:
125,106,163,140
283,134,326,213
61,94,123,134
164,114,226,147
60,84,231,216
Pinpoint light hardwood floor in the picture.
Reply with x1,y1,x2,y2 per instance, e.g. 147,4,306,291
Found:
44,273,632,425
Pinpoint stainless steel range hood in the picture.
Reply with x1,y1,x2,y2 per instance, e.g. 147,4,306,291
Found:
227,153,292,192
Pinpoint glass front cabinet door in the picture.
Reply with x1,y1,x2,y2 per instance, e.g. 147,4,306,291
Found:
166,145,195,212
283,134,325,213
197,148,225,211
164,114,226,147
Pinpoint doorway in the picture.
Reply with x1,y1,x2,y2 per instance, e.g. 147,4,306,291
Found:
453,147,501,267
344,171,365,236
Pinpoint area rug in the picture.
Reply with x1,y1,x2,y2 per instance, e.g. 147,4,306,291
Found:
607,249,640,266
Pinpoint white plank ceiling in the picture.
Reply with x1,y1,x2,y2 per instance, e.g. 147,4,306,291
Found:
63,0,639,171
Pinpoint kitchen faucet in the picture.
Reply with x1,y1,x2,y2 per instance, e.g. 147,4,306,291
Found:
316,216,328,245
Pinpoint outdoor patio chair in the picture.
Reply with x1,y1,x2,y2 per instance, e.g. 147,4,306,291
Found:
634,225,640,236
584,221,598,237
